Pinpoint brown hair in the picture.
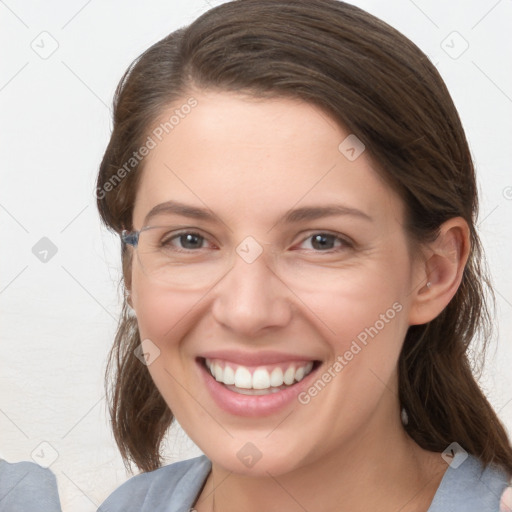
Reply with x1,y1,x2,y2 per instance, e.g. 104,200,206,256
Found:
96,0,512,475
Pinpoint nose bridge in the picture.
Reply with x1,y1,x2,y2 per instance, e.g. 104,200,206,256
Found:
211,236,291,334
232,239,275,291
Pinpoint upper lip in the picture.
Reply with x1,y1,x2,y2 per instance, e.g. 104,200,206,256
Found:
198,350,319,366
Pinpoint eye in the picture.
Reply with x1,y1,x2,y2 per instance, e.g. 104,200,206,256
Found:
161,231,211,251
297,232,352,252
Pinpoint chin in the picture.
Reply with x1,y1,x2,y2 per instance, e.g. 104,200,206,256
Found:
198,436,311,477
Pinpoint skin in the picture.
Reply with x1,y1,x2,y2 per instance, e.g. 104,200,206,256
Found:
129,90,470,511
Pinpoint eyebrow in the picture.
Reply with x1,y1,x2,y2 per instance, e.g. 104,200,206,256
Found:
143,199,373,227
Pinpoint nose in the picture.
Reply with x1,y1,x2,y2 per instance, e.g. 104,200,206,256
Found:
210,244,292,337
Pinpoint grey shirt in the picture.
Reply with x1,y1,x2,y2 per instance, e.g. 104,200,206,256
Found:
98,453,510,512
0,459,61,512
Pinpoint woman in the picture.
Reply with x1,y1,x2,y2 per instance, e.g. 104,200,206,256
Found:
95,1,512,510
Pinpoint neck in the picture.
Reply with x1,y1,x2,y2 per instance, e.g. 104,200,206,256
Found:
195,398,448,512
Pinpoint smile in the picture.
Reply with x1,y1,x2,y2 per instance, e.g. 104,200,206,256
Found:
204,358,315,395
197,355,321,416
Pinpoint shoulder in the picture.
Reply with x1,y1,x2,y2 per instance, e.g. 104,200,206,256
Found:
98,455,211,512
429,453,510,512
0,459,61,511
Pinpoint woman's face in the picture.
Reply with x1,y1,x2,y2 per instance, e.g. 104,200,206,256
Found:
130,91,425,475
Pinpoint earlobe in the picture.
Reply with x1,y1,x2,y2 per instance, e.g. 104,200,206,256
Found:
408,217,470,326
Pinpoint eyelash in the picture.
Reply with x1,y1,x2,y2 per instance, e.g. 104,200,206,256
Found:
161,230,354,253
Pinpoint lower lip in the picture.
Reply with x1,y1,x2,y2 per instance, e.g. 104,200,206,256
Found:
197,358,320,417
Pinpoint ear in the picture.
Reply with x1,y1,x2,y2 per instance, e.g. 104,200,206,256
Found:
408,217,470,326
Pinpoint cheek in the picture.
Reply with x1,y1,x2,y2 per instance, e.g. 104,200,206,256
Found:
304,257,410,347
305,250,412,397
131,270,202,411
131,264,196,342
319,290,406,394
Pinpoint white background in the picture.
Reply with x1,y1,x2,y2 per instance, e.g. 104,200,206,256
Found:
1,0,511,510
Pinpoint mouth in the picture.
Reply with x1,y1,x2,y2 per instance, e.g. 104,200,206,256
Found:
196,355,322,416
201,357,320,395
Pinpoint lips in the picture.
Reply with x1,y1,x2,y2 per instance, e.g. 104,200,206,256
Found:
205,349,317,364
196,353,321,416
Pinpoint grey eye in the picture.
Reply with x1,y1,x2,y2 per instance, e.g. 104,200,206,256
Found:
309,233,338,250
174,233,205,249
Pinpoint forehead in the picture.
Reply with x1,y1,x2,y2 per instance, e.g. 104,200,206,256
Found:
132,91,403,229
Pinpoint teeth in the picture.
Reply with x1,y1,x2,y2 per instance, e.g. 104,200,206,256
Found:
270,367,284,387
283,366,295,385
234,366,252,389
223,365,235,385
214,363,223,382
205,359,315,390
252,367,270,389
